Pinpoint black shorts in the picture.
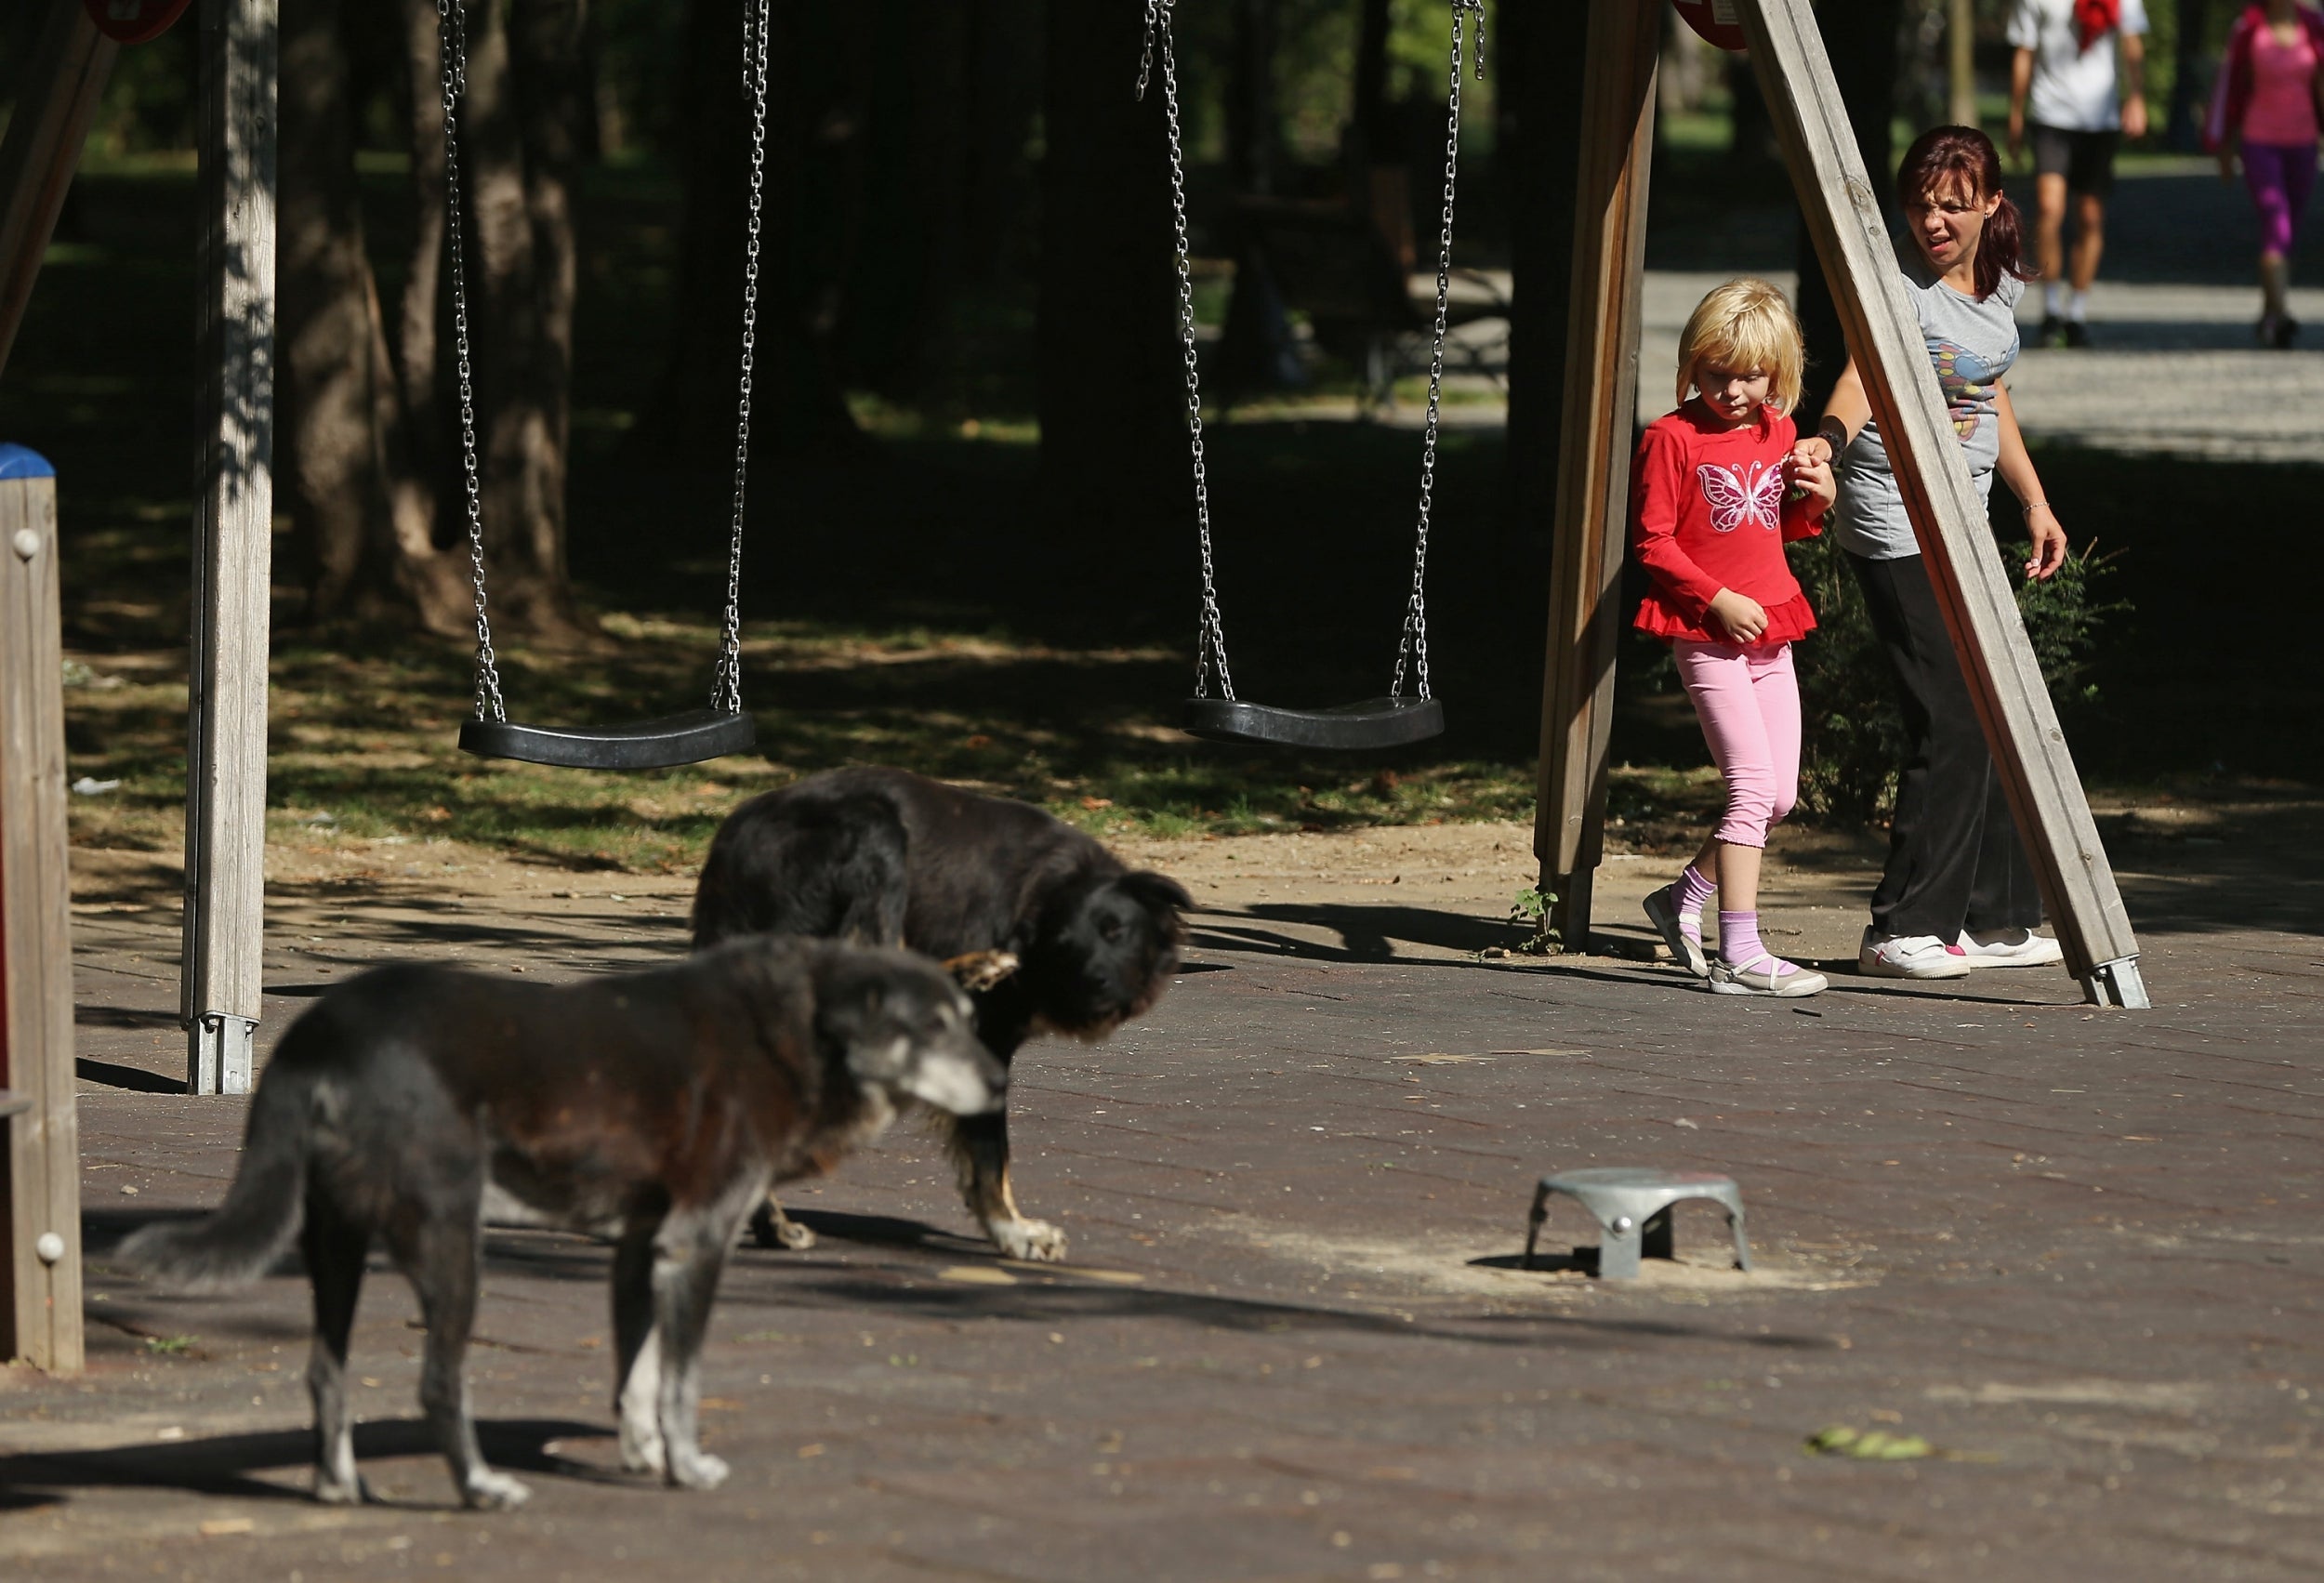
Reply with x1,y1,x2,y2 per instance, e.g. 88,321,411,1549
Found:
2030,124,2120,199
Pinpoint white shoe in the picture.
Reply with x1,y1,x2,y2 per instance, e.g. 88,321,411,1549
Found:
1709,956,1829,997
1954,928,2065,969
1857,929,1973,980
1642,884,1709,978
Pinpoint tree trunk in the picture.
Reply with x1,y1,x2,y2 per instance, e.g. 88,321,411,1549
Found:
281,0,571,639
459,0,582,637
1499,0,1591,575
2167,0,2214,151
1794,0,1902,426
638,0,858,469
280,0,385,618
1037,0,1181,550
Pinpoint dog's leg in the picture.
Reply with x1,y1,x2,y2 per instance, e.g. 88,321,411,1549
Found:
651,1175,765,1490
612,1225,665,1475
948,1110,1066,1262
747,1195,816,1252
301,1199,371,1505
397,1199,530,1511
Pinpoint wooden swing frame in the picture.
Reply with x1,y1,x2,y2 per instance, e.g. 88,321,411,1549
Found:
1532,0,2146,1009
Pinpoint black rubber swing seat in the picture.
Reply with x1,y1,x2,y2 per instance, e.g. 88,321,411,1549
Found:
1182,695,1444,751
458,708,756,771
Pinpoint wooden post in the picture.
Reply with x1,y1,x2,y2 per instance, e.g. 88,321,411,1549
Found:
1948,0,1979,130
182,0,279,1092
1736,0,2146,1007
1,445,84,1374
0,2,119,384
1531,0,1659,948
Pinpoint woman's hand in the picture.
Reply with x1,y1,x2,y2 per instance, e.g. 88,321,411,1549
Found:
1705,588,1770,644
1791,435,1834,468
2023,502,2068,581
1787,453,1837,510
2218,139,2239,184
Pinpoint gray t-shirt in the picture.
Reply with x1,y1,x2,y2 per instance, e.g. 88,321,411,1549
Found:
1832,261,2026,561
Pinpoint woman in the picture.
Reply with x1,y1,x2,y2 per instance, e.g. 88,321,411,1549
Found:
2208,0,2324,348
1791,126,2069,982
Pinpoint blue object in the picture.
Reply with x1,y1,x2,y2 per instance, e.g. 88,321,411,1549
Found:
0,443,55,481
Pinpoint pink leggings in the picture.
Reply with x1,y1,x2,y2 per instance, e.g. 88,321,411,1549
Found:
2245,141,2317,258
1674,639,1802,849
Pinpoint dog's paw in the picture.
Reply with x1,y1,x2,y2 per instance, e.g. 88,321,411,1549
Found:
942,949,1021,993
461,1470,532,1510
750,1203,817,1251
619,1429,667,1476
312,1472,375,1506
667,1450,731,1491
988,1217,1068,1262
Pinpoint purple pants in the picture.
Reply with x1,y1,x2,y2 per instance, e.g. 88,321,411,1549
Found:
1674,639,1802,849
2244,141,2318,258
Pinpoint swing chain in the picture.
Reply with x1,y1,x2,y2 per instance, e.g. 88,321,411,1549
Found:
1393,0,1482,706
436,0,503,723
1142,0,1235,701
715,0,770,717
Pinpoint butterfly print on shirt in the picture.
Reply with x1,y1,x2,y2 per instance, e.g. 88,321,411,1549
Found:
1697,460,1787,533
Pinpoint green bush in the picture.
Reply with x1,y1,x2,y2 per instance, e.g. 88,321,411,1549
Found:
1794,534,2126,824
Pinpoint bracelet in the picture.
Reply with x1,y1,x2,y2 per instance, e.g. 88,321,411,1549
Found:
1817,419,1849,451
2021,500,2052,517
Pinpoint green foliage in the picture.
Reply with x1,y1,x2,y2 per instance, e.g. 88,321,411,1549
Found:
1794,533,2127,824
1508,885,1558,955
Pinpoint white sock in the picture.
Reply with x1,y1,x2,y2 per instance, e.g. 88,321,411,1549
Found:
2068,290,2089,323
2044,284,2065,317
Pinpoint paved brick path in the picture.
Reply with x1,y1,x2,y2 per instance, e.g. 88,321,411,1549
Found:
7,824,2321,1581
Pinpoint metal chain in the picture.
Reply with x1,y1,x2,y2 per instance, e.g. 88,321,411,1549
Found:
714,0,770,715
1392,0,1483,706
1139,0,1234,701
435,0,503,722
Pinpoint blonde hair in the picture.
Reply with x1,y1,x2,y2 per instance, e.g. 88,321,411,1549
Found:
1676,277,1804,416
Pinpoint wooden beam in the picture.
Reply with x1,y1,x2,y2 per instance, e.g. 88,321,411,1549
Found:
1531,0,1659,949
1736,0,2146,1007
182,0,279,1092
0,2,119,384
1,449,85,1374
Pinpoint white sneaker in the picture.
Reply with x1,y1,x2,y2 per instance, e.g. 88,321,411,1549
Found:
1857,929,1973,980
1642,884,1709,978
1954,928,2065,969
1710,956,1829,997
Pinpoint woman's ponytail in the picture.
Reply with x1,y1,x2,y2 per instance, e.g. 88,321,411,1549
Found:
1979,191,2030,299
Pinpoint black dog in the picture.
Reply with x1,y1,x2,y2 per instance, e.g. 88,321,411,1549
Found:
693,767,1191,1261
116,937,1003,1510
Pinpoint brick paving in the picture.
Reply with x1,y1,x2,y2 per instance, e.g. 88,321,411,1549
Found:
6,823,2321,1581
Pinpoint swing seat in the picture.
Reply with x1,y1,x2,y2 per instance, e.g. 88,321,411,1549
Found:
458,708,755,771
1182,695,1444,751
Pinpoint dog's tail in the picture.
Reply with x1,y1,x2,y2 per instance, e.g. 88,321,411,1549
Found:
115,1062,319,1291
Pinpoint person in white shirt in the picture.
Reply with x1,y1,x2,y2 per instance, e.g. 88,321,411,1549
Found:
2006,0,2151,346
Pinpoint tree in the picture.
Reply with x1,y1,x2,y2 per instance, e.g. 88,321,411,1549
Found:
280,0,588,639
1036,1,1182,548
1794,0,1904,425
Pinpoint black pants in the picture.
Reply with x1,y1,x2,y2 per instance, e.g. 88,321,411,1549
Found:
1849,552,2043,940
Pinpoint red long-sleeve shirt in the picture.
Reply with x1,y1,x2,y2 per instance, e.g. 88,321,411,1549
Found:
1629,402,1824,647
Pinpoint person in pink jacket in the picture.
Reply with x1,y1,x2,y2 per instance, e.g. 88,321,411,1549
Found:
2209,1,2324,346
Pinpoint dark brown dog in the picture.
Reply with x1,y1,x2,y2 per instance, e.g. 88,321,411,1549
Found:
693,767,1191,1261
116,936,1003,1510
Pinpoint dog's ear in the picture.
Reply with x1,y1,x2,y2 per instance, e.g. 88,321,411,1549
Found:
1118,869,1193,915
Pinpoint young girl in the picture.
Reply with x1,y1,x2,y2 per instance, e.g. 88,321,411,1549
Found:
1634,278,1836,998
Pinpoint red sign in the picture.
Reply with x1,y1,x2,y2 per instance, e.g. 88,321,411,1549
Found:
1672,0,1749,53
82,0,192,46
